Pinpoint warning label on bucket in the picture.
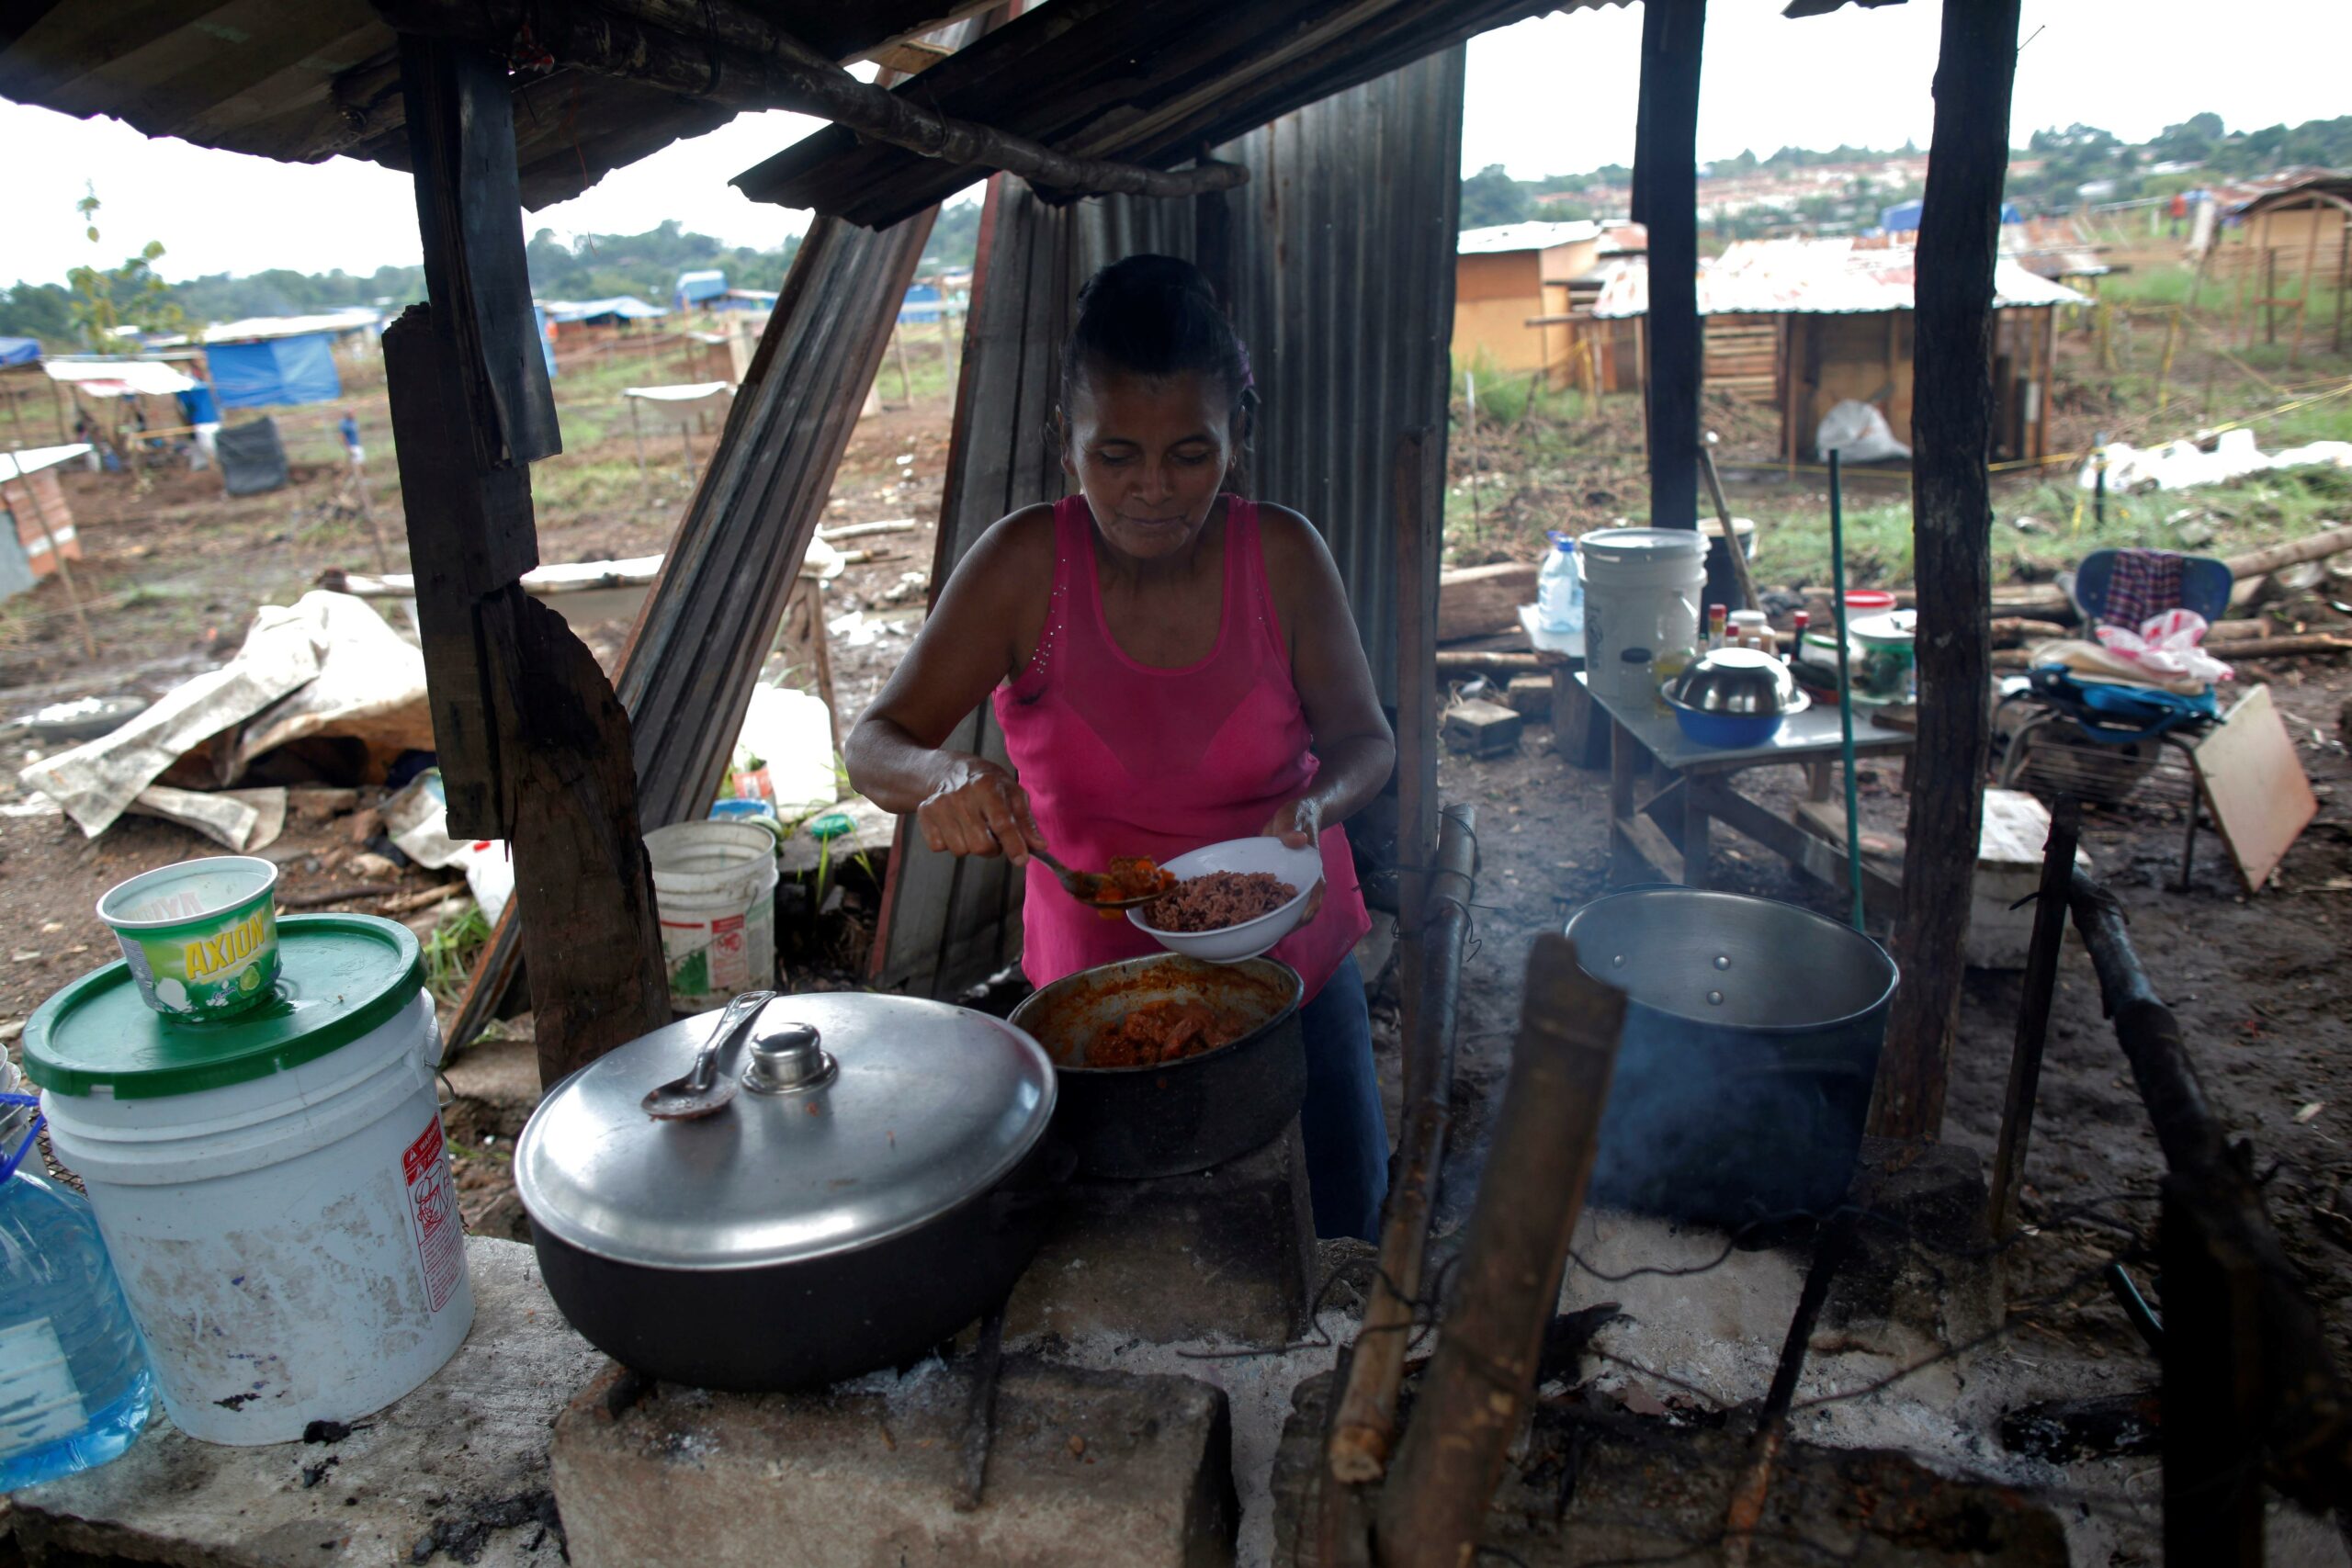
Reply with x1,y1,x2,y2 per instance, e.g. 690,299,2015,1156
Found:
402,1119,465,1314
707,912,748,991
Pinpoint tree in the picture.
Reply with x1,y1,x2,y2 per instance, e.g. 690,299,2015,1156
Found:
65,185,184,351
1458,164,1532,230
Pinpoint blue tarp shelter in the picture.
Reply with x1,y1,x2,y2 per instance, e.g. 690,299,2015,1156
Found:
207,333,342,409
544,296,668,324
899,282,944,324
1880,198,2022,232
674,269,726,309
0,337,40,367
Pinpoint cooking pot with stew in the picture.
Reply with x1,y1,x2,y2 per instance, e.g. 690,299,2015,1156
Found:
1010,954,1306,1179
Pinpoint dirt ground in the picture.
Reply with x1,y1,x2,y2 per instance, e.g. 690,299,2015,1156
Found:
7,349,2352,1558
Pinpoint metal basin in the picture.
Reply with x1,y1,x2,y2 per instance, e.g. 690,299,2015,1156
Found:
1010,954,1306,1179
1563,888,1897,1228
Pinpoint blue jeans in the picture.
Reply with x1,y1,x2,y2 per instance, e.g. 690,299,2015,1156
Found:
1298,956,1388,1241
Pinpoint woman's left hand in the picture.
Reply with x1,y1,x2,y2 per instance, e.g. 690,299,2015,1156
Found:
1261,797,1328,924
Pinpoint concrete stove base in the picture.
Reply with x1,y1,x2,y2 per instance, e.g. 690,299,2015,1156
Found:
1010,1120,1315,1348
6,1238,602,1568
550,1357,1239,1568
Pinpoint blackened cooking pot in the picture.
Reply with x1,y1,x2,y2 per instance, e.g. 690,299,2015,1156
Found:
514,991,1059,1392
1563,887,1898,1229
1009,954,1305,1179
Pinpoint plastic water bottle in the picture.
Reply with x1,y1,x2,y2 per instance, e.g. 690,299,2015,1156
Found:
0,1077,153,1491
1537,532,1585,639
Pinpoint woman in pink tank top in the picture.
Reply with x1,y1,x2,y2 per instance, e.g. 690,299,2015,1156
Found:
845,256,1396,1239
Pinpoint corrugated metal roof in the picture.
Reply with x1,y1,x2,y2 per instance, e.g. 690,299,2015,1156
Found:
2226,175,2352,219
1591,237,2090,318
1458,220,1602,255
0,1,976,209
735,0,1595,227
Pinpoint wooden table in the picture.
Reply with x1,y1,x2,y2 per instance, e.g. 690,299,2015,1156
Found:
1582,673,1916,909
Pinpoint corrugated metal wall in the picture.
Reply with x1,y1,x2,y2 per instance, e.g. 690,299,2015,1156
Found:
874,50,1464,997
1219,45,1466,705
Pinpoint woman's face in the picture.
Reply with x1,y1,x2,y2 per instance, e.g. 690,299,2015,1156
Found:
1060,367,1237,562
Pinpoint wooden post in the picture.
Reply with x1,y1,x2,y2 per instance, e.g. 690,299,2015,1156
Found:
2264,242,2278,346
49,376,67,444
1984,796,2079,1239
388,35,667,1088
1374,931,1626,1566
1870,0,2020,1141
677,416,694,480
628,396,650,493
350,457,393,574
892,322,913,405
2290,201,2324,367
1634,0,1703,534
2161,1180,2267,1567
2335,217,2348,355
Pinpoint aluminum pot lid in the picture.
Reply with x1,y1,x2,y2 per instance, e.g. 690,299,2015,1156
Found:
514,992,1056,1270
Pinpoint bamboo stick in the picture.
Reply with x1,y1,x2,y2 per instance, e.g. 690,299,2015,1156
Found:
1374,931,1626,1567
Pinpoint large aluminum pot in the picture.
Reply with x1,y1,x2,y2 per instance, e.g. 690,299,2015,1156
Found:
514,991,1060,1391
1010,954,1305,1179
1564,888,1897,1229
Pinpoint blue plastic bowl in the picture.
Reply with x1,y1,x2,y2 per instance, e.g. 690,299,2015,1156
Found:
1662,687,1806,749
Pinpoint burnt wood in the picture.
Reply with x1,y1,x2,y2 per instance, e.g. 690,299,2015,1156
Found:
1633,0,1702,536
2067,873,2352,1513
396,35,560,470
1374,929,1625,1565
449,209,936,1053
1984,795,2079,1238
1871,0,2021,1139
389,35,666,1083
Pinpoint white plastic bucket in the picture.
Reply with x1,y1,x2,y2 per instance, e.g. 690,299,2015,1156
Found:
1578,528,1710,710
39,990,473,1445
648,820,780,1012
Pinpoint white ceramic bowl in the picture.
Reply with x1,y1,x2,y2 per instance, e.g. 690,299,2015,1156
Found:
1127,836,1326,964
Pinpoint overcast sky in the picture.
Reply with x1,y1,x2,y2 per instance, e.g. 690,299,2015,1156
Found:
0,0,2341,290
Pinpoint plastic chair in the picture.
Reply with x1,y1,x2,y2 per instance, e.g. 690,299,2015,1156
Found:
1996,547,2230,888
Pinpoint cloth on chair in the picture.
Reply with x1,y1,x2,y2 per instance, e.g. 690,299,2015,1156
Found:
2100,548,2184,629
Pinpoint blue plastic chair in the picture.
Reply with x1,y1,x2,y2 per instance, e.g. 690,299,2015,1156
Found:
1997,547,2231,886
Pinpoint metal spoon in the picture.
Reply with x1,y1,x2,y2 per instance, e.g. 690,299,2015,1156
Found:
1028,845,1168,910
640,989,777,1121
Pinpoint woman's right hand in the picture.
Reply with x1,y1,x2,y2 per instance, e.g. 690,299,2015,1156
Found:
916,757,1047,864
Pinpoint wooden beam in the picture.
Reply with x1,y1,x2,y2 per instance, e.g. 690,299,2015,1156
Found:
1634,0,1703,535
1870,0,2021,1141
375,0,1246,204
389,35,667,1086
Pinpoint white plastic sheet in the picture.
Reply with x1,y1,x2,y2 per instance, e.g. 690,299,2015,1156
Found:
2080,430,2352,493
1815,400,1912,463
20,592,431,838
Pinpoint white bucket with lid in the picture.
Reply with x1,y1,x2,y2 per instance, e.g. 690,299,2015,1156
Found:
1578,527,1710,710
22,915,473,1445
648,820,780,1012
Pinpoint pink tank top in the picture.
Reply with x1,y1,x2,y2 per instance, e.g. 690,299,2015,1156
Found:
993,495,1371,999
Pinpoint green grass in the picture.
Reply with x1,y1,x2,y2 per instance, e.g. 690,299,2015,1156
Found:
422,902,492,1006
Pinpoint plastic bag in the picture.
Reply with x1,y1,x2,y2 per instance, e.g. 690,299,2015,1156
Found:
1815,400,1911,463
2093,609,2234,684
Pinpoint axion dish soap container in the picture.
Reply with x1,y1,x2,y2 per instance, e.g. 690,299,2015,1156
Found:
21,915,473,1446
0,1058,153,1489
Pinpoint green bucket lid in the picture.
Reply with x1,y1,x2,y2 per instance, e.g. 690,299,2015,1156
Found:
23,915,425,1100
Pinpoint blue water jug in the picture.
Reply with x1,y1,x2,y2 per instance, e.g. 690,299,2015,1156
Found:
1537,531,1584,638
0,1083,153,1491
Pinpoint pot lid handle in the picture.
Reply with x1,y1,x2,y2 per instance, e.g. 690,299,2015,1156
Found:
743,1022,837,1094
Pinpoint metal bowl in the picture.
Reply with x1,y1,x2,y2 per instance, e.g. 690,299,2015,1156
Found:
1668,647,1804,716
